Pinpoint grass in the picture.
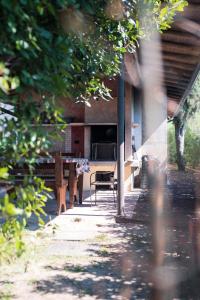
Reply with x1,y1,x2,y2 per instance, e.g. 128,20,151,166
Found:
65,265,86,273
94,233,109,242
0,292,14,300
0,282,15,300
99,246,110,256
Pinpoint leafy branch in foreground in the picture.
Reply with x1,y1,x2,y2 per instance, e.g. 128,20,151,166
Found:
0,0,187,262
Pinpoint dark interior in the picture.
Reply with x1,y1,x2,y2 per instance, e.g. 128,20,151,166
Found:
91,125,117,143
91,125,117,161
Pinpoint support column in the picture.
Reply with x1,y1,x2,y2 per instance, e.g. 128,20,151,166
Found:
117,62,125,216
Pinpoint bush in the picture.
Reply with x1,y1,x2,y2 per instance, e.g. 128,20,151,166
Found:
168,119,200,169
185,128,200,168
168,123,177,164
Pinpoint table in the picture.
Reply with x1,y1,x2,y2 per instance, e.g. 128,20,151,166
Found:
38,156,90,207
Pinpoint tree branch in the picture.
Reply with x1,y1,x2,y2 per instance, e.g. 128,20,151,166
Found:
0,107,15,117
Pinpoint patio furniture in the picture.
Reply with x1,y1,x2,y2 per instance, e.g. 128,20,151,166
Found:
10,153,68,214
38,154,90,208
90,169,117,205
54,152,68,214
10,154,89,211
60,152,80,203
61,155,89,207
61,153,83,204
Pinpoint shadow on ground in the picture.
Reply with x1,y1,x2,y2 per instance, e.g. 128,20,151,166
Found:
33,223,152,299
31,170,200,299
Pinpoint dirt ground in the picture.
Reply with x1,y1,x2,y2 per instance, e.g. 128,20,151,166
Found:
0,169,200,300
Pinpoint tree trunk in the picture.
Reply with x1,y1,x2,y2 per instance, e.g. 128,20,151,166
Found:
174,117,185,171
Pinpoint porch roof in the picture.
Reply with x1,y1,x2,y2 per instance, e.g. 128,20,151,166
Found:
162,0,200,116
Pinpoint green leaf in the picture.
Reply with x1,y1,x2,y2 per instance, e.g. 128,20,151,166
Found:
10,77,20,90
0,167,9,179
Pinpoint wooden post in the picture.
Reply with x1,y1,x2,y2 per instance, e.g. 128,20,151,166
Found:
69,162,77,209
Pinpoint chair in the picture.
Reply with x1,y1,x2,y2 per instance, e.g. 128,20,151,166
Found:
90,167,117,205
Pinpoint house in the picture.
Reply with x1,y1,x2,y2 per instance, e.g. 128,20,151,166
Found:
49,0,200,193
49,76,135,192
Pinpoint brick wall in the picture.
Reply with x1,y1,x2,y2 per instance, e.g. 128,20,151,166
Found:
85,98,117,123
43,126,72,152
58,98,85,122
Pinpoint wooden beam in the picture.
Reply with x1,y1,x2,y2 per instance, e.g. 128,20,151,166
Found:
167,86,184,93
148,65,193,78
162,53,199,65
164,73,191,81
174,63,200,116
162,31,200,45
164,73,190,80
167,87,183,97
162,42,200,56
165,83,186,91
144,48,199,63
164,80,188,89
174,18,200,38
149,57,195,71
164,79,189,87
164,67,193,78
167,92,183,98
163,61,194,72
181,4,200,21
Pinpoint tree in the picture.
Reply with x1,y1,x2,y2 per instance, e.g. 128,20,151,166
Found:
173,72,200,171
0,0,187,261
173,115,186,170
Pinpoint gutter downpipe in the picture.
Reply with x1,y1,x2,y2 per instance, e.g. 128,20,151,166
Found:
117,60,125,216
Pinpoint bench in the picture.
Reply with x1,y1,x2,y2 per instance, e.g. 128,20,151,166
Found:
10,153,68,215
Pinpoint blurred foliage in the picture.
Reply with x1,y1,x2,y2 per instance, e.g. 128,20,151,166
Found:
0,0,187,102
185,127,200,168
183,73,200,120
171,73,200,169
0,99,64,263
168,113,200,169
0,0,187,262
168,123,177,164
176,73,200,125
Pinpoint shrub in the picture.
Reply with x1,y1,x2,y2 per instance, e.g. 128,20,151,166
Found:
168,116,200,169
167,123,177,164
185,128,200,168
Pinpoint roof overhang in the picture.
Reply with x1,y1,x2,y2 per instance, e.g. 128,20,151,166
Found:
162,0,200,117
